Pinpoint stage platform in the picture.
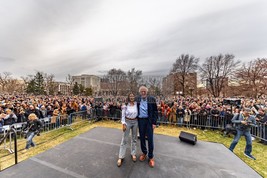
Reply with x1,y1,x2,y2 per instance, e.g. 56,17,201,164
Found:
0,127,262,178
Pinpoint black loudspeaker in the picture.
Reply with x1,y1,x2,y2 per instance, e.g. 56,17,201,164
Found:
179,131,197,145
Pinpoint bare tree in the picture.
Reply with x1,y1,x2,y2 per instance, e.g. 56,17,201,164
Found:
44,73,57,95
0,72,12,92
146,76,162,96
127,68,142,94
170,54,199,96
235,58,267,98
21,75,34,83
20,75,34,94
199,54,240,97
5,79,21,93
66,74,75,95
105,68,127,96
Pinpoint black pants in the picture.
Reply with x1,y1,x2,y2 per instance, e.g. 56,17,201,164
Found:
138,118,154,159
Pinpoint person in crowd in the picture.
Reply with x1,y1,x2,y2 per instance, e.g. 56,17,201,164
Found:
256,108,267,144
189,102,198,127
117,92,138,167
61,103,68,125
102,102,109,119
66,103,75,124
162,104,170,123
94,101,103,120
3,108,17,125
46,105,53,117
80,102,87,111
40,105,47,119
233,107,240,114
0,113,5,132
17,107,27,123
184,106,191,128
109,102,117,119
229,108,257,160
198,105,208,130
169,102,177,124
86,101,92,119
157,104,163,123
224,108,233,126
260,109,267,145
136,86,158,168
51,107,60,128
22,113,43,152
115,102,122,120
159,102,165,122
256,108,265,122
72,100,79,112
210,105,220,130
176,105,185,126
25,104,41,119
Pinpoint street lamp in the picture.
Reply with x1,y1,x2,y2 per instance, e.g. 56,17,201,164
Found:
176,91,183,99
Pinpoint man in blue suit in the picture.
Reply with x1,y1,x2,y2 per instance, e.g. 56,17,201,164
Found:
136,86,158,168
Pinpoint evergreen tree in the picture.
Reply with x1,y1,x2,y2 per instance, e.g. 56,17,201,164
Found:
79,84,85,94
84,87,93,96
34,72,45,95
26,79,36,94
73,82,80,95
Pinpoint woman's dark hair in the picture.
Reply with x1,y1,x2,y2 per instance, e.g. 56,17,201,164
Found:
126,92,135,103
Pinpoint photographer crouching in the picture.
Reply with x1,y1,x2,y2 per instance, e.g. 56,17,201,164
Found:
229,108,256,160
22,113,43,152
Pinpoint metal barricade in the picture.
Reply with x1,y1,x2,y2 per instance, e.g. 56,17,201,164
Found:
0,125,18,168
156,112,267,143
88,108,121,121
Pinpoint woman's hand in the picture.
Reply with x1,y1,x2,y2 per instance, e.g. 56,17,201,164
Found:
122,124,127,132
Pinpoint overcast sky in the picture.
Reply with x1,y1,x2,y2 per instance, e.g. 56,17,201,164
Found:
0,0,267,81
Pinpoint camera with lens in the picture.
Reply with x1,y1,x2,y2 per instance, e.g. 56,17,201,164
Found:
246,120,253,126
22,130,29,139
35,130,41,136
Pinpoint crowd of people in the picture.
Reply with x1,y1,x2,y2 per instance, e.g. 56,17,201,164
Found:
0,94,266,146
0,94,267,129
0,95,92,127
0,94,266,121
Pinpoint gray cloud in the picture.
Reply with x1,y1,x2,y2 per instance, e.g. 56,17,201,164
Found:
0,0,266,81
0,56,16,62
120,1,267,71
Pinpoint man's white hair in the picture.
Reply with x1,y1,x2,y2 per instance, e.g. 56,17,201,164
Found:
139,86,148,93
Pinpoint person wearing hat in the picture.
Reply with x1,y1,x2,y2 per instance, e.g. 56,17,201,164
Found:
229,108,257,160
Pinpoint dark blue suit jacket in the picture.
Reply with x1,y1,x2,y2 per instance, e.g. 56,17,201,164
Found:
136,96,158,125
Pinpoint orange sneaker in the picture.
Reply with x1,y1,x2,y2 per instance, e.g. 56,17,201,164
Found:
139,154,147,162
149,158,155,168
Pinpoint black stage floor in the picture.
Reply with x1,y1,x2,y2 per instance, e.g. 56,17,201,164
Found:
0,127,262,178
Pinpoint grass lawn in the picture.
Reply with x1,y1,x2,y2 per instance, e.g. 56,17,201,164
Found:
0,119,266,177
